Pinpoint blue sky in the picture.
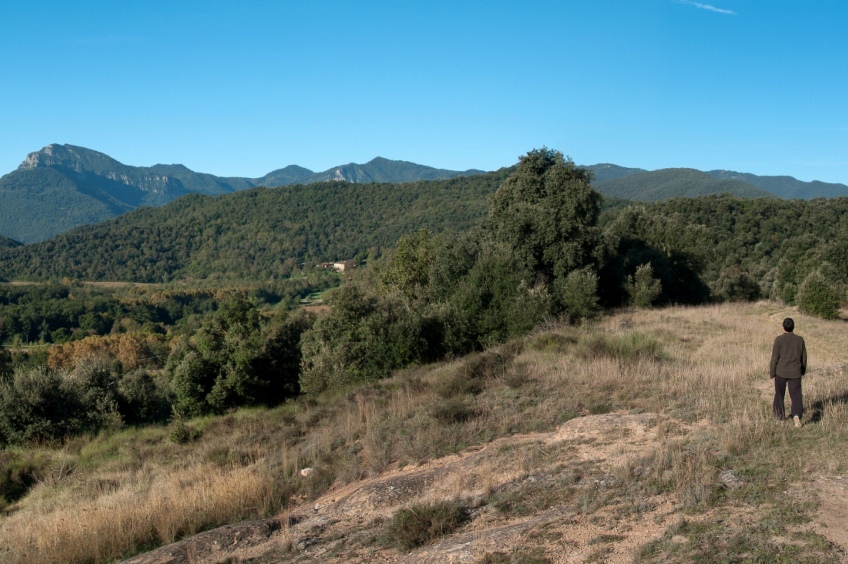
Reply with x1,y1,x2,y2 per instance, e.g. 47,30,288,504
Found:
1,1,847,183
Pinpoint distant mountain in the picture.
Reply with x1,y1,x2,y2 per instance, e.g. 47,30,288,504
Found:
591,168,774,201
584,163,647,182
3,143,847,245
0,144,485,243
706,170,848,199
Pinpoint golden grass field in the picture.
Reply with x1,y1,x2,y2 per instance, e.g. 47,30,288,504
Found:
1,301,846,562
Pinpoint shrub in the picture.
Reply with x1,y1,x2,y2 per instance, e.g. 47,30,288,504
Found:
431,397,474,424
165,294,296,415
117,369,171,426
529,332,577,354
382,500,470,550
796,270,842,319
0,451,51,504
556,268,600,321
0,366,87,446
711,267,760,302
168,417,202,444
625,263,662,308
433,373,483,399
68,357,124,432
299,285,427,394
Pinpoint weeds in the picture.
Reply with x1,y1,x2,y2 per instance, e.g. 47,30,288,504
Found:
381,499,470,551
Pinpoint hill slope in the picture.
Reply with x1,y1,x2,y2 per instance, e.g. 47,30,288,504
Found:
585,163,647,182
707,169,848,199
0,145,485,243
0,234,21,251
0,170,510,282
592,168,774,201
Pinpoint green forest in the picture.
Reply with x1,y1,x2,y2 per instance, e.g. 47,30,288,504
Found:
0,170,510,281
1,148,846,451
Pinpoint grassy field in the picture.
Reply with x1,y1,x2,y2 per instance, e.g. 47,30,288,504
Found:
1,301,846,562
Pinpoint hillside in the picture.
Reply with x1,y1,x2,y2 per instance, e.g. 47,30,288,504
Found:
707,169,848,199
585,163,647,182
0,234,22,251
592,168,774,201
0,145,485,243
0,170,510,282
3,303,845,562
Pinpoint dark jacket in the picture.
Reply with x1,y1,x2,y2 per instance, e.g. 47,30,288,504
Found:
770,332,807,379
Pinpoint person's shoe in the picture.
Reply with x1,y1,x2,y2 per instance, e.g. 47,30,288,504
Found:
794,415,802,428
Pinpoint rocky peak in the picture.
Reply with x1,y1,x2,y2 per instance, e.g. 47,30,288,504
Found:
20,144,73,170
18,144,120,175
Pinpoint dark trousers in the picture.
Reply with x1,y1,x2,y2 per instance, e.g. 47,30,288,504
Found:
773,376,803,420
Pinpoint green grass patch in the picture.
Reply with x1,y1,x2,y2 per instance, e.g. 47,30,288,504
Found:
580,331,664,362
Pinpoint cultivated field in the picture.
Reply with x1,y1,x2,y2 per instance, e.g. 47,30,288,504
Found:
1,301,846,563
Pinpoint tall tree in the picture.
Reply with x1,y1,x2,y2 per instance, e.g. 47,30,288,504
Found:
487,148,602,311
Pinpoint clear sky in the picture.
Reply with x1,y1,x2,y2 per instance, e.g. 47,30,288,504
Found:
1,1,847,184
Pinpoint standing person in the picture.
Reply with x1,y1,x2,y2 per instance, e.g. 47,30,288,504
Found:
770,317,807,427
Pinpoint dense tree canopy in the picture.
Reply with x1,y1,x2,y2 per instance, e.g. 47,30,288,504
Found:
488,149,602,283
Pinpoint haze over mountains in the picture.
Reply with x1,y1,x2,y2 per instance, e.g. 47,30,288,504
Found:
1,144,847,244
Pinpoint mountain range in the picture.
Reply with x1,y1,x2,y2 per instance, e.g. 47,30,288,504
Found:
2,144,848,244
0,144,484,243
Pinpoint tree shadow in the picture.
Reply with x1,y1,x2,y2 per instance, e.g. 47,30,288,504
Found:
808,391,848,424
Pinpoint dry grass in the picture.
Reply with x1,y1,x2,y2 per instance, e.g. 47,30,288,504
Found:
2,301,847,562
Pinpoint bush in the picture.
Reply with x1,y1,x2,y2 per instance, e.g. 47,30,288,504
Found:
529,332,577,354
0,450,51,504
68,357,124,432
299,285,427,394
556,268,600,321
439,244,551,353
796,270,842,319
164,294,302,415
625,263,663,308
711,267,760,302
431,397,474,424
382,500,470,550
117,369,171,426
168,417,202,444
0,366,87,446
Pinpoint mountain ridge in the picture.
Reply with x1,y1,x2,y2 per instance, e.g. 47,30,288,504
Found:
591,167,775,201
3,144,848,244
1,144,485,243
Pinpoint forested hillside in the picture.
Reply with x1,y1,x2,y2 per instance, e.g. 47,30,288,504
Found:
707,169,848,199
0,235,21,250
0,170,510,282
592,168,773,201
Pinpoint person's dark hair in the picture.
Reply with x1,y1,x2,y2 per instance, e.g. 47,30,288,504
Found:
783,317,795,332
